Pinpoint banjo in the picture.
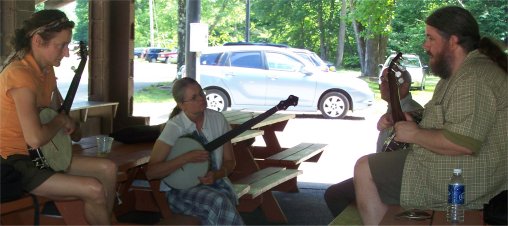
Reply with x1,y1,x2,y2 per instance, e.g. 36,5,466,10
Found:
162,95,299,190
381,52,410,152
29,41,88,171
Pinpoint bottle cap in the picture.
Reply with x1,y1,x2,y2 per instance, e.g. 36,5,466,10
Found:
453,169,462,174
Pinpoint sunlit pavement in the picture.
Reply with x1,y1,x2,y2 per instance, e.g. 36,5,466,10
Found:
132,97,412,185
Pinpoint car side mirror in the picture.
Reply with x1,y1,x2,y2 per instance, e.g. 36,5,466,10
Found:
423,65,429,74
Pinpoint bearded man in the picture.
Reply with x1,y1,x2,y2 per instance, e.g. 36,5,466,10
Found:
353,6,507,225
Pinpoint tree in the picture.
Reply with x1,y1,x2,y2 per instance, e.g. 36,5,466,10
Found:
335,0,347,68
349,0,394,77
74,0,88,43
177,0,186,70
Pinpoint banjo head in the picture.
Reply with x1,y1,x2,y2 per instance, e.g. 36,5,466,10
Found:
162,137,209,190
39,108,72,171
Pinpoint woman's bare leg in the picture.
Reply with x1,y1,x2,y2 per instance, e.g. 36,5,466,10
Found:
67,156,118,212
31,172,111,225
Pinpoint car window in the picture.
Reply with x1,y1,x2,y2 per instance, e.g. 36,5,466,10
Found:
400,57,421,68
229,51,263,69
266,52,303,72
201,53,223,66
296,53,317,66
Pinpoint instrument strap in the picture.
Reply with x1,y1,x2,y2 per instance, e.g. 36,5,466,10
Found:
192,130,218,170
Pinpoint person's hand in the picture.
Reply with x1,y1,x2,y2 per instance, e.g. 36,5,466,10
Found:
57,113,76,135
198,171,215,185
403,112,415,122
393,120,419,143
70,121,82,141
183,150,209,163
377,113,394,131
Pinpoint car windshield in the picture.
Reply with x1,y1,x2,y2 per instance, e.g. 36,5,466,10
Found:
389,56,421,68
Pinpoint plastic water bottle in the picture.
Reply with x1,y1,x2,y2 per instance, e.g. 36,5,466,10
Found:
447,168,465,223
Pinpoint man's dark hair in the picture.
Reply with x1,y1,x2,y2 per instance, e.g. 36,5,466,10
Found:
426,6,507,72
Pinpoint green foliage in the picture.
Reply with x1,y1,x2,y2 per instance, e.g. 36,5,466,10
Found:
353,0,395,38
74,0,88,43
342,55,361,69
127,0,507,69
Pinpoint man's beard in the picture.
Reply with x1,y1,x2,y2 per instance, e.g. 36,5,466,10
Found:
429,48,453,79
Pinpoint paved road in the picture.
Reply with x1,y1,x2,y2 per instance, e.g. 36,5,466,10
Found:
55,55,177,102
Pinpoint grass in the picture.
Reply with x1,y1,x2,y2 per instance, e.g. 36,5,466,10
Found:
134,82,174,103
360,74,439,101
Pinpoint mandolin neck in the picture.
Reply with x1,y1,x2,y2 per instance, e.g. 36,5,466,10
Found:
387,54,405,123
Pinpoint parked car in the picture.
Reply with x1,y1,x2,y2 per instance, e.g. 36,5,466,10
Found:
144,47,170,63
197,45,374,119
158,50,178,64
224,42,336,72
134,47,146,58
290,48,336,72
378,53,428,90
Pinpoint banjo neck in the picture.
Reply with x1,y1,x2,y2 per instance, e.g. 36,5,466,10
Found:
58,41,87,115
204,95,298,152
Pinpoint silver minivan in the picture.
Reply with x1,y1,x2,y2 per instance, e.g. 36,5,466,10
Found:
197,45,374,119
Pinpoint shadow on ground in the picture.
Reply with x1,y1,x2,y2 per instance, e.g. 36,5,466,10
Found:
115,182,334,225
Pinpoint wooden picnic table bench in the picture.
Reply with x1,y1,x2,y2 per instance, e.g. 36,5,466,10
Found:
224,110,327,193
379,205,484,225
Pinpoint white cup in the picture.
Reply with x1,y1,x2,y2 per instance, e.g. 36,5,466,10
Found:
96,136,114,157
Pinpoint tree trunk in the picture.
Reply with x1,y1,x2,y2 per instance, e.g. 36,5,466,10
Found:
317,0,326,59
349,0,365,75
365,37,379,77
335,0,347,68
377,34,388,75
177,0,186,75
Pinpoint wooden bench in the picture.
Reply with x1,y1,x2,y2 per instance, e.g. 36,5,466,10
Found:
232,166,302,223
0,195,87,225
1,195,42,225
262,143,327,167
380,205,484,225
258,143,327,192
125,173,252,225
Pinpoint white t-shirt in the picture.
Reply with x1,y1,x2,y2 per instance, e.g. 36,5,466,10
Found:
158,108,231,171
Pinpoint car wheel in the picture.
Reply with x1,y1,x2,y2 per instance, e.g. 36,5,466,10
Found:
206,89,229,112
150,58,157,63
166,58,171,64
319,92,349,119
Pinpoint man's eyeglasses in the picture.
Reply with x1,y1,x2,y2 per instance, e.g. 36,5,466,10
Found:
183,91,206,102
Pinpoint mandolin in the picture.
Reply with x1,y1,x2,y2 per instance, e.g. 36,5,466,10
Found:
381,52,410,152
162,95,299,190
29,41,88,171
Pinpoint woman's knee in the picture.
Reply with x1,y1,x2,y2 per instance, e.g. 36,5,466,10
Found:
82,177,107,204
97,159,118,178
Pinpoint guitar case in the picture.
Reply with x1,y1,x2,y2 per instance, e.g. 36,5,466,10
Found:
109,124,162,144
